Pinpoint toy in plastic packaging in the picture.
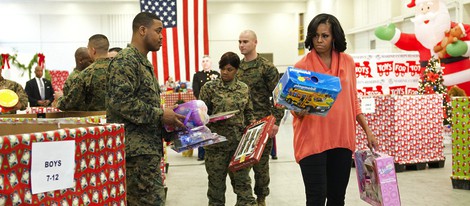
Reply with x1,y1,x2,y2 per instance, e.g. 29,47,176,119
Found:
354,150,401,206
164,100,210,132
170,125,227,152
228,115,275,171
272,66,341,116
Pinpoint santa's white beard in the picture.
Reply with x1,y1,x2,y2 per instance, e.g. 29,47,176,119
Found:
413,9,451,49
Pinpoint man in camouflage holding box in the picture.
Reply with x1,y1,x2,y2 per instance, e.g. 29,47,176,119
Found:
238,30,285,206
106,12,185,206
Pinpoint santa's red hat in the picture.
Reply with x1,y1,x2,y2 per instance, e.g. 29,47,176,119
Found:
407,0,444,8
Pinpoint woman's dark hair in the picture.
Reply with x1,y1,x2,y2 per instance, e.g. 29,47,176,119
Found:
304,13,347,52
218,52,240,69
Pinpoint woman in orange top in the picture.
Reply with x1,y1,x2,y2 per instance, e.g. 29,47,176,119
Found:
292,13,378,206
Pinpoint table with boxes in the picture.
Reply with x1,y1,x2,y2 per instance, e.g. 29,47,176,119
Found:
0,113,126,205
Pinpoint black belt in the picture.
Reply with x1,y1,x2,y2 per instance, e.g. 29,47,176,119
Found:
420,56,468,67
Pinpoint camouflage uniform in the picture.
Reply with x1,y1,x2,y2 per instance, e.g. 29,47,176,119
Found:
60,68,80,99
0,77,28,113
68,69,81,84
106,45,166,206
199,78,257,206
237,54,284,200
57,58,110,111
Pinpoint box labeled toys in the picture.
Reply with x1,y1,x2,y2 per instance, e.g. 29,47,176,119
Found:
229,115,275,172
355,150,401,206
273,67,341,116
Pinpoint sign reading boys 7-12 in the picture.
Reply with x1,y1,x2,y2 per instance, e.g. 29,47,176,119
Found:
31,140,75,194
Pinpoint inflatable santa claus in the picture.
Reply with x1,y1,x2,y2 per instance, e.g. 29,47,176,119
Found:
375,0,470,94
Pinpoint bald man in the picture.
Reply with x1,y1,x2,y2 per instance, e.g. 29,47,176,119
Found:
237,30,284,206
25,65,55,106
53,47,92,106
70,47,93,82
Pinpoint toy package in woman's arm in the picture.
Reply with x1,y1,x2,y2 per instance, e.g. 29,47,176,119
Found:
163,100,229,152
228,115,275,172
272,66,341,116
354,150,401,206
208,110,239,123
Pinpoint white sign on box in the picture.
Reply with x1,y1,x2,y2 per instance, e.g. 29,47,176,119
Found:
361,97,376,114
31,140,75,194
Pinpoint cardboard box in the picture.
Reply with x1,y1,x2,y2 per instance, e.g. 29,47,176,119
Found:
0,111,106,119
229,115,275,172
0,122,126,205
355,150,401,206
273,67,341,116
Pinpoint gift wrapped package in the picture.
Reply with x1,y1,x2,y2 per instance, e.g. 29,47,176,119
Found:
355,95,444,166
451,97,470,189
273,67,341,116
229,115,275,172
355,150,401,206
0,122,126,205
164,100,209,132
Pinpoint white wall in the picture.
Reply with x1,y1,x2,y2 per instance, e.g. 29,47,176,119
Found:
207,2,305,73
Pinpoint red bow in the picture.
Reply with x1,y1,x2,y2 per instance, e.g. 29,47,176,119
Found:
424,86,435,94
37,53,45,68
426,72,439,82
1,53,10,69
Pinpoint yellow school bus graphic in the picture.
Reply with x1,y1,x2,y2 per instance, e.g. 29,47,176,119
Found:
285,88,334,112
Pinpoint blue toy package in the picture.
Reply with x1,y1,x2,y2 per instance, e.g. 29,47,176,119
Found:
171,126,227,152
273,66,342,116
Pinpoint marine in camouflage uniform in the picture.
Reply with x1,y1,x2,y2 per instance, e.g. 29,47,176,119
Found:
106,45,167,206
59,47,92,102
0,73,28,113
237,54,284,202
200,77,257,206
56,57,111,111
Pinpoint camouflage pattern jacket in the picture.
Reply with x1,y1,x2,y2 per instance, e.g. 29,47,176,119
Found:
60,69,80,102
199,78,254,151
238,54,284,125
106,45,165,157
57,58,111,111
0,77,28,113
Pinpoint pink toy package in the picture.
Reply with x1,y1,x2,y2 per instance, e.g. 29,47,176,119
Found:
354,150,401,206
164,100,210,132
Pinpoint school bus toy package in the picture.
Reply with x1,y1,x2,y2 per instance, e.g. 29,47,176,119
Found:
273,67,341,116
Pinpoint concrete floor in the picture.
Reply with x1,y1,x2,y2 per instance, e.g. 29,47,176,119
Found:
164,116,470,206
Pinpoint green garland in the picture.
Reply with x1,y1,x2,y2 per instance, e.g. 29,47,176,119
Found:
9,53,39,79
0,53,50,80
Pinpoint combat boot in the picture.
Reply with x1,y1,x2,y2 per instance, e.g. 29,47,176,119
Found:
257,197,266,206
